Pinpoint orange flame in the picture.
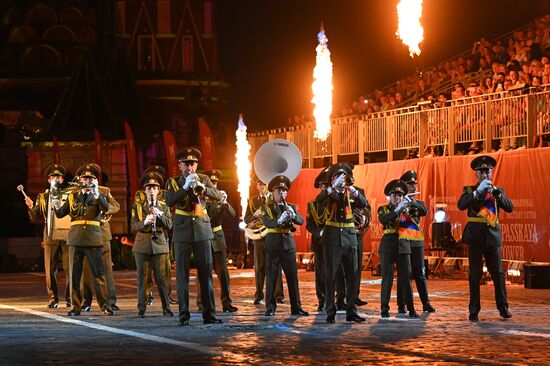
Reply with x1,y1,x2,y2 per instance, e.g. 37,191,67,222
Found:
235,115,252,219
396,0,424,58
312,29,333,141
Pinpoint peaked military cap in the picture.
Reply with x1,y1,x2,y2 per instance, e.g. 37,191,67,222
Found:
46,164,66,177
268,175,291,192
176,147,202,162
314,166,330,188
204,169,222,182
140,172,164,188
470,155,497,171
327,162,354,181
76,164,100,179
400,170,418,184
143,165,166,177
384,179,408,196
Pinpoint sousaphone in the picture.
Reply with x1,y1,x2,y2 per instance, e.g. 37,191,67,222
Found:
244,139,302,240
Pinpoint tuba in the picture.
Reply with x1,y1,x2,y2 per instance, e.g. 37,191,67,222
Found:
244,139,302,241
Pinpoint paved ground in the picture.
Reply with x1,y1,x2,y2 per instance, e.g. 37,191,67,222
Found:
0,269,549,365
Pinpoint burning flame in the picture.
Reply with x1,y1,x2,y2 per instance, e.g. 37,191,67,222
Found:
396,0,424,58
235,115,252,220
311,29,333,141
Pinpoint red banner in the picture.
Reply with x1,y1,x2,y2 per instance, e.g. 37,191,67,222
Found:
124,121,138,196
93,129,102,170
198,117,214,170
162,130,178,178
52,136,60,164
287,148,550,263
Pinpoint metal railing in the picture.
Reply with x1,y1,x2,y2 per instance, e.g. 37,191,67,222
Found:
249,87,550,167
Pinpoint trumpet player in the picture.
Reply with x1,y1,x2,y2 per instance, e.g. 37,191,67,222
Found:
396,170,435,314
458,155,514,321
306,167,330,311
319,163,369,323
55,164,112,316
244,176,284,305
81,164,120,313
166,148,223,326
378,179,418,318
196,169,238,313
24,164,71,309
262,175,309,317
131,171,173,318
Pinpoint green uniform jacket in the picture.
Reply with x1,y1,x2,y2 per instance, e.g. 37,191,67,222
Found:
318,188,368,247
262,202,303,251
98,186,120,241
400,199,428,248
55,191,109,247
377,204,410,255
306,194,325,251
165,174,222,242
28,190,71,244
457,185,514,247
131,198,172,255
207,199,236,252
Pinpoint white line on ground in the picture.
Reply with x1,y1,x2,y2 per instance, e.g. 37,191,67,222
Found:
499,329,550,339
0,304,255,361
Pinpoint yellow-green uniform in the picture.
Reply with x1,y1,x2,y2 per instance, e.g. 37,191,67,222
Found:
82,186,119,310
165,174,221,323
28,189,70,306
306,195,326,309
55,190,110,312
131,193,173,313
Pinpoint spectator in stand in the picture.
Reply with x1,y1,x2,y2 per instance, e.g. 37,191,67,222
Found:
452,83,466,100
379,95,390,111
509,70,522,87
483,76,495,94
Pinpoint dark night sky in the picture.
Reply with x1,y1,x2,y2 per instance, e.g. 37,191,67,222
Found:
217,0,550,131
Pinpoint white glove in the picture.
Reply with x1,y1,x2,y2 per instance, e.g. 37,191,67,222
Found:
91,178,99,196
183,174,196,190
477,179,492,194
286,206,296,219
253,208,262,218
319,229,324,237
395,200,408,213
277,211,289,225
332,174,345,189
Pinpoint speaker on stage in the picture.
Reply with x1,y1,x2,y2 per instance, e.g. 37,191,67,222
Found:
524,264,550,289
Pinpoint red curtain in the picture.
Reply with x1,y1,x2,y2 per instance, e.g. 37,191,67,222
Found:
162,130,178,178
287,148,550,262
124,121,138,196
198,117,215,170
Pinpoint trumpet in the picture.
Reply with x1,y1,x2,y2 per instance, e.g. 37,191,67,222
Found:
281,197,296,232
189,176,205,195
402,192,421,215
487,185,503,198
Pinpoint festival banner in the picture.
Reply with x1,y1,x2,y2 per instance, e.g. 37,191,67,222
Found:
198,117,215,170
287,147,550,263
124,121,138,196
162,130,178,178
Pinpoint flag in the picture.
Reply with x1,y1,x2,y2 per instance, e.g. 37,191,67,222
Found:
163,130,178,178
198,117,215,170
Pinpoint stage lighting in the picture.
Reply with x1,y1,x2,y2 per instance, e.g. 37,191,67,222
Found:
434,204,447,223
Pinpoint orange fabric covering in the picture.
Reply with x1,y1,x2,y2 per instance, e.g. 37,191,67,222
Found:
286,147,550,262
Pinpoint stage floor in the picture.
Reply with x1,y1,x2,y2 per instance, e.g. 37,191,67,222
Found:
0,269,549,365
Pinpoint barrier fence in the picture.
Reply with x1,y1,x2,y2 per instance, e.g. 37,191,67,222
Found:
250,88,550,167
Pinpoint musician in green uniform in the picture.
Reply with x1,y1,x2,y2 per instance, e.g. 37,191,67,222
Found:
318,163,368,323
243,176,284,305
196,169,238,313
166,148,222,325
262,175,309,317
396,170,435,314
131,171,173,318
457,155,513,321
55,164,112,316
25,164,71,309
378,179,418,318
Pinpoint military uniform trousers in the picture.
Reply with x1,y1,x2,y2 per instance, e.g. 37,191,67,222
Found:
252,239,284,302
335,234,365,305
69,245,109,310
44,240,70,303
265,246,303,313
197,245,233,309
145,246,173,301
174,240,216,321
397,245,431,309
468,244,508,315
311,243,325,308
324,245,358,318
82,239,117,307
379,250,415,313
135,252,170,311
